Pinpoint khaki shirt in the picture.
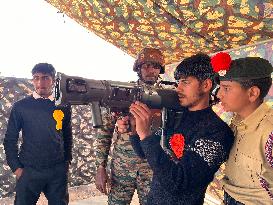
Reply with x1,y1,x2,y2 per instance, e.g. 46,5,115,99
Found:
222,103,273,205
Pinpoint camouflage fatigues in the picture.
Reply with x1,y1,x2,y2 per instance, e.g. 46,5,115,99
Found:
108,134,153,205
94,81,162,205
94,108,116,169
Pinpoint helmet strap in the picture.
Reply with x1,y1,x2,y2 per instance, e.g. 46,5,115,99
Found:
137,70,161,85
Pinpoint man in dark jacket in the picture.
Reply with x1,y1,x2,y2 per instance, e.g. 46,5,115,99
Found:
118,53,234,204
4,63,72,205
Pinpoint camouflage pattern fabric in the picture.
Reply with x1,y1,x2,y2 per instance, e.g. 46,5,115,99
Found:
95,80,162,205
164,39,273,109
46,0,272,65
109,145,153,205
109,110,161,205
0,78,33,198
0,77,98,198
1,40,272,201
164,39,273,204
96,113,160,205
94,108,116,169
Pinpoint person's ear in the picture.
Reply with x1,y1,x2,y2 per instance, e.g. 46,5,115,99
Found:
247,86,260,102
202,79,213,92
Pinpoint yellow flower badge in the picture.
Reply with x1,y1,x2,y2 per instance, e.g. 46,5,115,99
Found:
53,110,64,131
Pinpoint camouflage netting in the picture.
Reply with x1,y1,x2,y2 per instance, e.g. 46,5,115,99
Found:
46,0,273,64
164,39,273,107
163,40,273,203
0,78,102,198
0,40,272,200
1,77,272,201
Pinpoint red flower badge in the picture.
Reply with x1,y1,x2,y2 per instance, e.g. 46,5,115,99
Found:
169,134,185,159
211,52,232,77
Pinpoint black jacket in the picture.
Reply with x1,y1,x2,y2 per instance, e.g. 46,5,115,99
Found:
4,96,72,172
130,107,234,205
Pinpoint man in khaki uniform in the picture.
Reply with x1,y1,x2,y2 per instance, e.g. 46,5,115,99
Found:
215,55,273,204
94,48,165,205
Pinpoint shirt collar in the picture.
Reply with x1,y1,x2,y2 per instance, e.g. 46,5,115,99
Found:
32,91,54,101
231,102,271,130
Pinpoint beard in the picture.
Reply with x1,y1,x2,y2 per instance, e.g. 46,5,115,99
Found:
142,76,157,85
143,79,155,85
138,71,159,85
179,90,206,108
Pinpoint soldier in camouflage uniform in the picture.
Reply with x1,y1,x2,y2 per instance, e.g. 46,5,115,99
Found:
94,48,165,205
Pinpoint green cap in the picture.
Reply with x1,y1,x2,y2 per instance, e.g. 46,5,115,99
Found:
219,57,273,81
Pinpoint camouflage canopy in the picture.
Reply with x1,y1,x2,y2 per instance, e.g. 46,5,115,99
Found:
40,1,272,203
46,0,273,65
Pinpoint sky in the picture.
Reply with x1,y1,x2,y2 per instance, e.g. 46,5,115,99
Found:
0,0,136,81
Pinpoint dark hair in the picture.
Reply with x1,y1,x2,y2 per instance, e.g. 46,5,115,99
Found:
174,53,215,82
174,53,219,105
237,77,272,100
31,63,56,78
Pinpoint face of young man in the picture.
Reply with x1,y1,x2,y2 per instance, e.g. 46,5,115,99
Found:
32,72,54,98
140,62,161,85
176,76,207,110
217,80,250,113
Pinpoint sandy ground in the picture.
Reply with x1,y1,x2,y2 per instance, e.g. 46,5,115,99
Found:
0,184,218,205
0,184,139,205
